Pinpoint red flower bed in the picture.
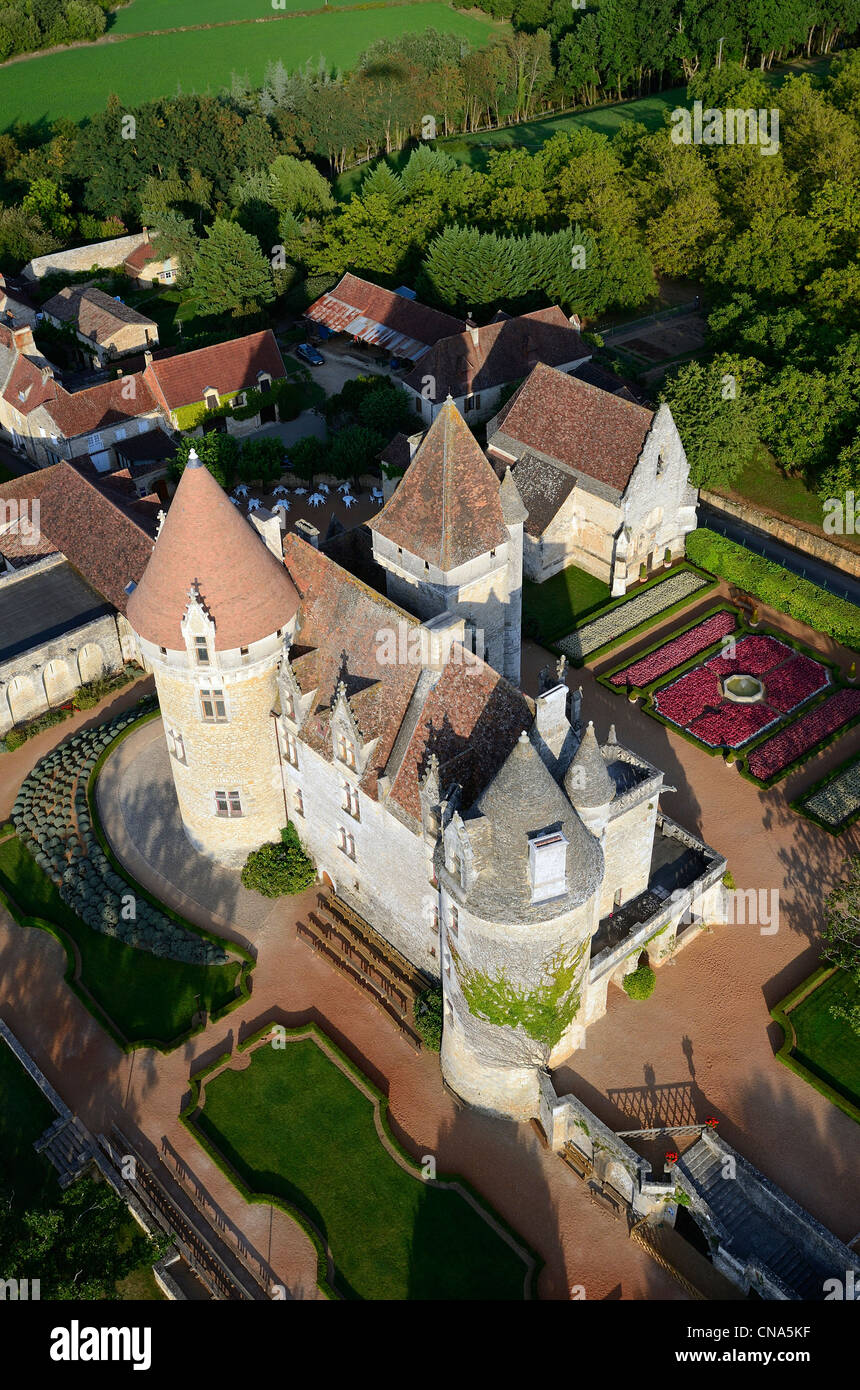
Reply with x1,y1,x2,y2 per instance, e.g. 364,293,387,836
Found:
705,634,789,677
688,702,778,748
747,688,860,780
610,611,737,688
762,655,830,714
654,667,721,724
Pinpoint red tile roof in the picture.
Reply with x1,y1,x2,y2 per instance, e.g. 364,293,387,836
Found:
127,453,299,650
47,373,157,438
489,361,654,494
369,400,508,570
403,308,587,402
306,274,464,359
143,330,286,412
0,462,157,611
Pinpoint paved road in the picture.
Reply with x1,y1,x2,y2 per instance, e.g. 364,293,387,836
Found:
699,501,860,606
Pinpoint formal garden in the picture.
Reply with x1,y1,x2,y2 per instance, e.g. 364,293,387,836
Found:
772,967,860,1126
596,604,860,788
0,700,251,1049
791,754,860,834
183,1024,536,1301
0,1033,164,1298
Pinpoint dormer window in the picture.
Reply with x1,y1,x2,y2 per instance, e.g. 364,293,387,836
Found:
337,732,356,770
204,387,219,411
257,371,272,393
528,830,568,904
194,635,210,666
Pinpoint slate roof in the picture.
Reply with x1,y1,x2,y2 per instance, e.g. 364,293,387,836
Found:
306,273,464,360
282,535,532,820
143,330,286,412
490,361,655,495
127,452,299,650
462,729,604,918
403,307,587,403
504,452,574,537
0,463,158,611
0,559,113,663
564,721,617,808
369,399,508,571
42,286,157,345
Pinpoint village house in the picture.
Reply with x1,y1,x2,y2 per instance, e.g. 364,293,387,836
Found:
42,286,160,367
0,324,163,471
485,362,698,595
123,228,179,286
141,329,288,434
403,307,590,425
0,462,159,733
0,271,38,330
305,273,464,365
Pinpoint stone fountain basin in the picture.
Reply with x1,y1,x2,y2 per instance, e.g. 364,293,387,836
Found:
721,673,765,703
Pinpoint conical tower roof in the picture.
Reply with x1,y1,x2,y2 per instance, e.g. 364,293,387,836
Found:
564,721,616,808
127,451,299,651
465,729,603,915
369,398,508,570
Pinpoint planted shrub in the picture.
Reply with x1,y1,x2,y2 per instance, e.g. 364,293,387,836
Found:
413,987,443,1051
241,823,316,897
622,965,656,1000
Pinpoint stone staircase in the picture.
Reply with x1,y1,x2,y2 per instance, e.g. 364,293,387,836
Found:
677,1134,858,1300
34,1115,94,1190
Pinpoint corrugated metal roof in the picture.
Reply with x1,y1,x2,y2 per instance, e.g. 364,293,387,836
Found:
306,294,430,360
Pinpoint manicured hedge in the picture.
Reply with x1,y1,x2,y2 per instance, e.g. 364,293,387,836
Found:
686,529,860,652
790,753,860,834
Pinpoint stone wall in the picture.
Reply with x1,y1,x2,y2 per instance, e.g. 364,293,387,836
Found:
700,489,860,579
23,234,147,281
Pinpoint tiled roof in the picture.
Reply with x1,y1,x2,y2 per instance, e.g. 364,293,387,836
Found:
123,236,167,273
47,374,157,438
369,400,508,570
42,286,157,345
282,534,532,819
490,362,654,495
306,274,464,360
0,462,157,611
127,453,299,650
143,330,286,411
403,307,587,403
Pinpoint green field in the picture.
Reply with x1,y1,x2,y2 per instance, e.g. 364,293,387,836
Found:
110,0,344,32
0,831,242,1047
790,971,860,1111
0,6,503,128
193,1035,531,1299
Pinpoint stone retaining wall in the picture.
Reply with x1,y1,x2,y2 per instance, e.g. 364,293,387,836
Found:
701,490,860,579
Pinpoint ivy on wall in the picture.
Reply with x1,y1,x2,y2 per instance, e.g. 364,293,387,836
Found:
452,940,588,1051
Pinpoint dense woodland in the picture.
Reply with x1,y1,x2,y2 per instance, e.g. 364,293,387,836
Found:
0,13,858,506
0,0,115,60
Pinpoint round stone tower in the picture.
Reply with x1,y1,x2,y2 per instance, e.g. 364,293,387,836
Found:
437,728,604,1121
126,451,300,867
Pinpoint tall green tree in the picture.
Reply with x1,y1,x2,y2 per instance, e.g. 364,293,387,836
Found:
191,218,275,315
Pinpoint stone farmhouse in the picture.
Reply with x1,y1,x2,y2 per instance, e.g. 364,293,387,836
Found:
486,362,698,595
125,406,724,1122
305,273,464,363
402,307,589,425
141,329,287,433
123,229,179,286
0,463,158,733
42,286,159,367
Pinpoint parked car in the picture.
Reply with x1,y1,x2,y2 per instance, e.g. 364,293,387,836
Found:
296,342,325,366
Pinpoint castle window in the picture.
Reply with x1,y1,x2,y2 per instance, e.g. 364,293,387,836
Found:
194,635,210,666
338,826,356,861
283,730,299,768
449,905,458,936
200,687,227,722
342,782,360,821
283,688,295,721
465,393,481,412
430,906,440,933
166,727,186,764
337,732,356,770
240,646,249,659
489,548,496,558
656,451,666,478
424,560,430,572
294,788,304,818
215,789,242,817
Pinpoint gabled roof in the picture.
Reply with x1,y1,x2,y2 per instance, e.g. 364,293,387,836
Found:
0,462,158,611
369,399,508,571
127,451,299,650
489,361,654,495
403,307,587,403
143,330,286,412
42,286,157,344
306,273,464,361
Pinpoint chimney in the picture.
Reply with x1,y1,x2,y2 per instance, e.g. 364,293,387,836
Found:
12,325,34,354
41,364,53,384
250,508,283,560
467,322,479,348
294,518,319,549
143,349,153,367
142,226,150,243
421,612,469,671
535,684,569,743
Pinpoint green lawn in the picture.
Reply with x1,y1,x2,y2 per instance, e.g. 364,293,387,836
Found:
0,7,504,127
0,833,241,1047
790,971,860,1110
110,0,350,31
193,1037,531,1299
725,446,856,544
522,564,611,644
